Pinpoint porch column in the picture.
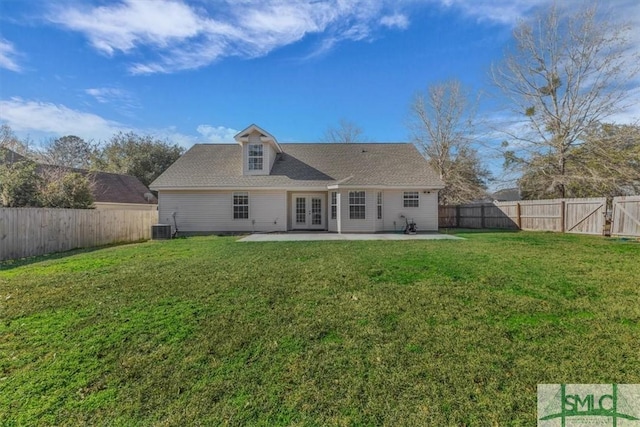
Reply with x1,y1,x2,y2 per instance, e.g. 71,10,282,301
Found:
336,191,342,234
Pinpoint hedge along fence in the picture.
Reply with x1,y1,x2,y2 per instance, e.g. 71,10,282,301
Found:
439,197,608,235
0,208,158,261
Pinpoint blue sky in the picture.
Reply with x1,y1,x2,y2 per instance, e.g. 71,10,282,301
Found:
1,0,639,185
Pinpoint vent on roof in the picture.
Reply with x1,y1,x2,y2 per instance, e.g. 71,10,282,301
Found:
152,224,172,240
144,192,154,202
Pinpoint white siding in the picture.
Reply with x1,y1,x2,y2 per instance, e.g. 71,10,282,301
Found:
339,190,377,233
267,142,277,173
158,190,287,232
382,190,438,231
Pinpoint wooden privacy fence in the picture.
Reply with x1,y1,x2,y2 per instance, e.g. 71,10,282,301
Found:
438,204,519,229
439,197,607,235
0,208,158,261
611,196,640,237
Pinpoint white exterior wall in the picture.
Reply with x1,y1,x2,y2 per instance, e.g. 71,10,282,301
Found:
158,190,287,232
382,190,438,232
333,189,438,233
339,190,377,233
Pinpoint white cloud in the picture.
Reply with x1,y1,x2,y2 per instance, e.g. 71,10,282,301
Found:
433,0,549,25
0,97,129,141
48,0,411,74
380,13,409,30
50,0,208,55
196,125,238,143
0,38,22,72
0,97,236,148
85,87,140,116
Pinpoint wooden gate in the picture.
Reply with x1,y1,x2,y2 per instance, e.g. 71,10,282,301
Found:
611,196,640,237
564,198,606,235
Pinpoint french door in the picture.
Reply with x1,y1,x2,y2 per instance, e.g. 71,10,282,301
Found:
292,194,325,230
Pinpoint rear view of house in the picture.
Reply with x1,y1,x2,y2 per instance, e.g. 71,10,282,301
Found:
150,124,443,233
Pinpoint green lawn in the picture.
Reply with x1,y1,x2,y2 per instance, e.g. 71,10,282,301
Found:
1,232,639,425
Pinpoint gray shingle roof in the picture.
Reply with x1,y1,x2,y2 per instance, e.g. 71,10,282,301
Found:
150,143,444,190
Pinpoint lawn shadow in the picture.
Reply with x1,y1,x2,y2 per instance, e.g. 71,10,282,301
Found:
439,228,522,234
0,241,146,271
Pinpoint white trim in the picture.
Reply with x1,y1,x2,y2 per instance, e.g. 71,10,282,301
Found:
152,186,331,192
403,191,420,208
327,184,443,190
248,143,264,171
290,193,326,230
153,185,442,192
348,190,366,220
232,191,250,220
234,124,283,153
330,191,337,220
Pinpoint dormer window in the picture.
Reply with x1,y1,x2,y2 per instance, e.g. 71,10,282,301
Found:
248,144,263,170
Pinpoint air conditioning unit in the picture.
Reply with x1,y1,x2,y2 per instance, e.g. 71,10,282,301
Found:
152,224,172,240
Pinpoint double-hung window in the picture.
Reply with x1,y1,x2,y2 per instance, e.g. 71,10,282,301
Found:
403,191,419,208
233,192,249,219
331,192,337,220
349,191,366,220
248,144,263,171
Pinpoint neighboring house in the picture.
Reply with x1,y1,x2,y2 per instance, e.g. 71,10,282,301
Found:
492,187,521,202
1,148,157,210
0,148,27,164
89,170,157,210
150,124,444,233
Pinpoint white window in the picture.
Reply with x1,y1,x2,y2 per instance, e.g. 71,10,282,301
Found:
331,192,337,220
349,191,365,220
248,144,263,171
377,191,383,220
403,191,419,208
233,192,249,219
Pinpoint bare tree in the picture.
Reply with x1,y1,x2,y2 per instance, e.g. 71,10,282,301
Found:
41,135,99,169
410,79,490,205
323,119,364,143
0,124,33,158
493,2,639,198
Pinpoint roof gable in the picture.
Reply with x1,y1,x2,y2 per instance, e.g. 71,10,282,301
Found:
0,148,27,165
234,124,282,153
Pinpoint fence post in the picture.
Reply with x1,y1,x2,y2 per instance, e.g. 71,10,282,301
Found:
481,204,485,228
560,200,566,233
516,202,522,229
456,205,461,228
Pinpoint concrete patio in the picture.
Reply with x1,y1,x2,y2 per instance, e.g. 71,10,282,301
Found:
238,232,463,242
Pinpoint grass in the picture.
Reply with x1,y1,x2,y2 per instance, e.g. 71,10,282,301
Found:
1,231,639,425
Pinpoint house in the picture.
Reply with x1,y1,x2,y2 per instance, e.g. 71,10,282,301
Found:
492,187,521,202
1,148,157,210
88,170,157,210
150,124,444,233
